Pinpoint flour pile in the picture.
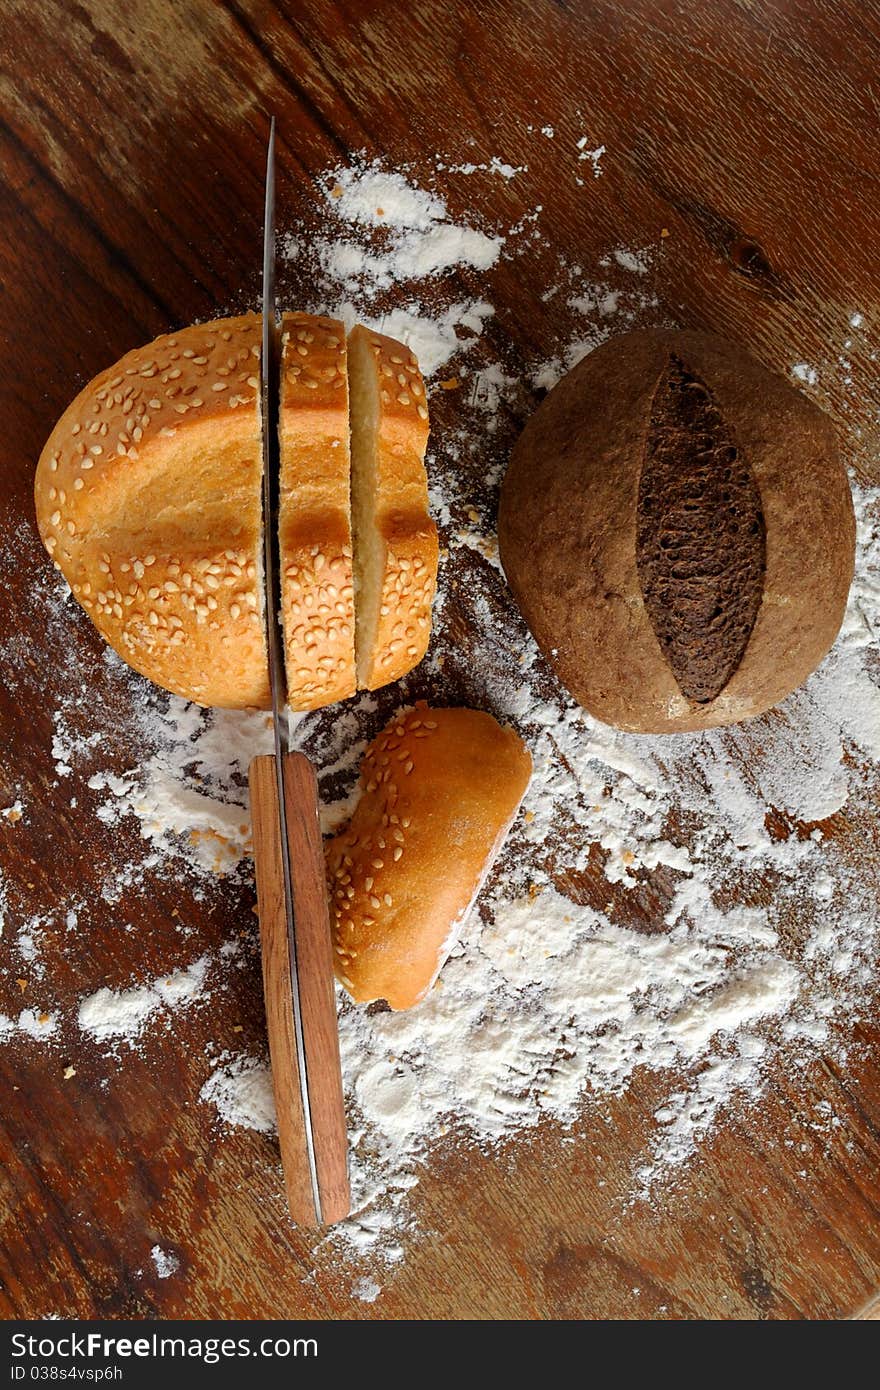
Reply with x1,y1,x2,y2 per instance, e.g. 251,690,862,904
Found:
3,151,879,1268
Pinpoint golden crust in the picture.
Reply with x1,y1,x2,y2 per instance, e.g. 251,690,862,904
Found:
325,703,532,1011
35,315,269,708
367,518,438,688
34,313,438,713
347,325,438,691
279,313,355,709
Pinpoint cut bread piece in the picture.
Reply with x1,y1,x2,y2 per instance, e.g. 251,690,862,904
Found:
325,703,532,1010
34,314,269,708
279,313,355,710
346,325,438,690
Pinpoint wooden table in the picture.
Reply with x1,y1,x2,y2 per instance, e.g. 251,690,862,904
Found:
2,0,880,1320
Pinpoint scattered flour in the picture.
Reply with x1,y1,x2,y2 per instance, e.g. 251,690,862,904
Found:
607,246,650,274
351,1276,381,1303
2,1009,58,1043
78,957,210,1045
792,362,820,386
86,702,275,875
150,1246,180,1280
297,158,504,295
329,300,495,380
577,138,606,176
200,1055,276,1134
4,152,880,1278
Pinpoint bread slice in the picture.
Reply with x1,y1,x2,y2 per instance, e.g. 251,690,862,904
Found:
346,325,438,690
34,315,269,708
278,313,355,710
325,703,532,1010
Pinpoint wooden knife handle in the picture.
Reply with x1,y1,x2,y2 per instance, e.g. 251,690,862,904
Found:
248,751,350,1227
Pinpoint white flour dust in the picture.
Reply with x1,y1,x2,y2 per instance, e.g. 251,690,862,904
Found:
4,150,880,1278
200,1054,276,1134
150,1246,180,1280
78,956,210,1046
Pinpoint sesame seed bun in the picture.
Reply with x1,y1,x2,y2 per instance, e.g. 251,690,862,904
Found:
34,315,270,709
347,326,438,691
325,704,532,1011
35,315,439,712
279,313,355,711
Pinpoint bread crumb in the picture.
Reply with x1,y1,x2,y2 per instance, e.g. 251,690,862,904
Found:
63,1065,76,1080
439,378,460,391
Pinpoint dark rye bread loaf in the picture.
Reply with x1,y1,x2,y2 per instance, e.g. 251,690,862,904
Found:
498,329,855,734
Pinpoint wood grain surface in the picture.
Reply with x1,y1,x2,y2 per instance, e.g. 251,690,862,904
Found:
2,0,880,1320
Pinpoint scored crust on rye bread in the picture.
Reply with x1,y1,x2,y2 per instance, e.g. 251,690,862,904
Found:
347,325,438,691
35,315,438,710
499,329,856,734
279,313,355,710
325,703,532,1011
34,315,270,709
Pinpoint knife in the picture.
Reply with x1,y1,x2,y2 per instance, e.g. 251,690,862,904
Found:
248,119,350,1227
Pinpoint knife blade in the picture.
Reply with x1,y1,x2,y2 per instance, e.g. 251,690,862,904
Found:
249,119,350,1227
